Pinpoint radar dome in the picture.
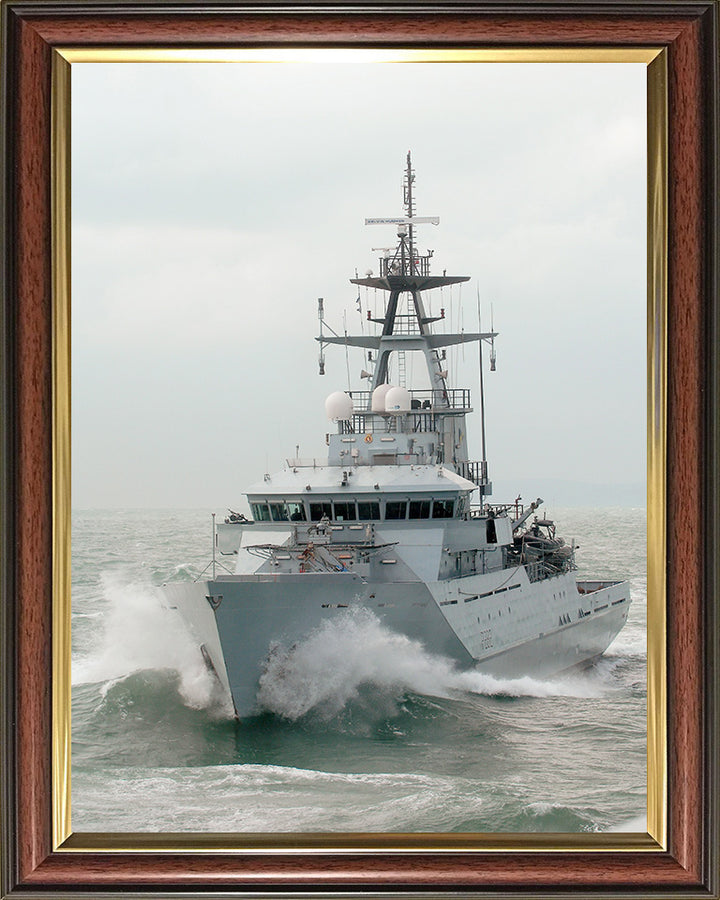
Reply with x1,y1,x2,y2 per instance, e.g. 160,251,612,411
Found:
371,383,394,413
325,391,353,422
385,386,412,413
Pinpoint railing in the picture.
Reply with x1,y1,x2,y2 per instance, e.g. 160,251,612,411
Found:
456,460,489,487
514,557,574,583
285,458,327,468
465,500,525,519
342,413,441,435
340,417,391,435
379,255,431,278
346,389,472,412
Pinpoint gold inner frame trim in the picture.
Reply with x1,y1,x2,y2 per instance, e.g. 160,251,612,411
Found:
58,47,661,65
645,50,668,854
52,46,667,854
51,48,72,854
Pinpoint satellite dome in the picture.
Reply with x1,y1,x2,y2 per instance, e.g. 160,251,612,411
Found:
371,383,394,413
325,391,353,422
385,386,412,413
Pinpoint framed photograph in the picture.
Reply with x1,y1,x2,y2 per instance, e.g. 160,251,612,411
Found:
67,48,654,840
1,2,717,897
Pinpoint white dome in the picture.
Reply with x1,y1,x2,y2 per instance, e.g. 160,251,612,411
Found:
325,391,353,422
371,383,394,413
384,386,412,413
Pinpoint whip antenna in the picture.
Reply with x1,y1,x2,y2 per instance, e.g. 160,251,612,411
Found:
477,287,487,468
490,302,497,371
317,297,326,375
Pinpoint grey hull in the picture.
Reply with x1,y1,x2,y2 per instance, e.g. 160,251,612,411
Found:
163,570,630,718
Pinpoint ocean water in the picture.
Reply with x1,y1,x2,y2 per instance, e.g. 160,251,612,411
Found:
71,507,647,833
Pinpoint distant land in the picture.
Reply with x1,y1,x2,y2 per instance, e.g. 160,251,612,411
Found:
490,479,646,509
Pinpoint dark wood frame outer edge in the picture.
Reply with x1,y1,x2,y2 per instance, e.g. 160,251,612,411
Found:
702,1,720,895
1,1,718,897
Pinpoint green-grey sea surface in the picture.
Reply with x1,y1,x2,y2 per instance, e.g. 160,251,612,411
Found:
71,507,647,833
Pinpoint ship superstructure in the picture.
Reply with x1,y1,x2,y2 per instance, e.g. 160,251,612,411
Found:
163,154,631,719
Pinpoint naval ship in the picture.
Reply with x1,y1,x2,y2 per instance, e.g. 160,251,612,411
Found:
163,154,631,719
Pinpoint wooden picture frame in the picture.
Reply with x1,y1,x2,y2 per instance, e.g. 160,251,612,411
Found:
1,1,718,896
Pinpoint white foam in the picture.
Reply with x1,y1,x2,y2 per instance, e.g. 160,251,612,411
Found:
257,608,605,720
72,571,223,712
71,763,484,833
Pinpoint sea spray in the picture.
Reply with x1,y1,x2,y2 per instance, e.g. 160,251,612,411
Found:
256,608,607,720
72,571,231,715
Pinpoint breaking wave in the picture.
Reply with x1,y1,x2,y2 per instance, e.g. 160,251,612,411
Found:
256,608,607,721
72,572,230,714
73,579,632,725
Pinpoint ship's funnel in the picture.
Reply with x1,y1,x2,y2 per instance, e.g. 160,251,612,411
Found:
371,383,394,412
384,386,412,413
325,391,353,421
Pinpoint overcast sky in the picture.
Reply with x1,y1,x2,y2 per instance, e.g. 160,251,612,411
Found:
71,61,646,509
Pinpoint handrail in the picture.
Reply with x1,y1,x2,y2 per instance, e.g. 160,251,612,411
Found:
346,388,472,412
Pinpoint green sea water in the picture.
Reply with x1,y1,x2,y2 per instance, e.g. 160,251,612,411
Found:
70,507,647,833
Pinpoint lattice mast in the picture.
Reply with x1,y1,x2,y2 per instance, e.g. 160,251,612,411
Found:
318,152,496,396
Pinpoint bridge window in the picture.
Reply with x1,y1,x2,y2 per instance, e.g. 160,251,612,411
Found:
409,499,431,519
251,503,271,522
309,502,332,521
269,502,289,522
358,501,380,520
432,498,455,519
385,500,408,520
287,501,306,521
333,501,356,521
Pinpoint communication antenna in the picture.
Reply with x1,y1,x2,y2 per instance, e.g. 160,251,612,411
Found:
364,152,439,278
490,303,497,371
211,512,216,580
404,151,416,268
315,298,345,376
317,297,326,375
477,288,487,467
